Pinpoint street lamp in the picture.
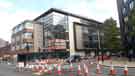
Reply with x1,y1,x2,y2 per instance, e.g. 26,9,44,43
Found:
26,42,30,62
97,28,104,62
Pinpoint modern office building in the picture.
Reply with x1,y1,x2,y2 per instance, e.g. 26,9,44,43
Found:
117,0,135,50
34,8,103,56
11,20,43,53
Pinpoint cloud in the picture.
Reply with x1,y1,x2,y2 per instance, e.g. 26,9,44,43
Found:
51,0,119,24
0,10,40,41
0,1,13,9
0,0,119,41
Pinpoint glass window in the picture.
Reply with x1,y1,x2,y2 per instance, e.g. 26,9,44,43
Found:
130,1,134,10
124,16,128,22
124,0,127,3
24,22,33,29
123,8,126,15
21,43,33,49
23,32,33,38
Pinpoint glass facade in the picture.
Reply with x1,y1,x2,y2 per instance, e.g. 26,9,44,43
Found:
34,9,102,54
37,12,69,51
23,32,33,39
12,20,34,51
74,23,103,50
117,0,135,49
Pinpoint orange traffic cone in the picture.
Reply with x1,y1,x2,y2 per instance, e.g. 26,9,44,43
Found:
77,64,81,75
83,64,88,76
70,63,73,71
34,64,44,75
123,65,128,76
110,64,116,75
48,65,52,74
96,64,101,74
43,64,48,73
57,64,62,76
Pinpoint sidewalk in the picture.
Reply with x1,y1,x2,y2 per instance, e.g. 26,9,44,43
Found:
102,57,135,68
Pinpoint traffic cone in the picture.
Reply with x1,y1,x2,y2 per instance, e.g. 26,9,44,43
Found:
57,64,62,76
123,65,128,76
34,64,43,75
43,64,48,73
32,64,38,72
110,64,116,75
96,64,101,74
83,64,88,76
77,64,81,75
70,63,73,71
48,65,52,74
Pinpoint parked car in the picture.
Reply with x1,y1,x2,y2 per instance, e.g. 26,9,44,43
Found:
66,55,81,63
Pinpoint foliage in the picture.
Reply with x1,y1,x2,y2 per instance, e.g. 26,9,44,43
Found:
128,8,135,37
103,18,121,49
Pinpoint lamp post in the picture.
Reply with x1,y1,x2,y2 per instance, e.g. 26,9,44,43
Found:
97,28,104,62
26,42,30,64
97,29,100,61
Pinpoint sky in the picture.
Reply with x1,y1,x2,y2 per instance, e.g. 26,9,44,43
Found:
0,0,119,41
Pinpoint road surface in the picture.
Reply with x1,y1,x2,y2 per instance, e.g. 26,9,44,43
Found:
0,63,32,76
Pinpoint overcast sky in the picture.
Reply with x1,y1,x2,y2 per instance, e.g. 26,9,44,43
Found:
0,0,119,41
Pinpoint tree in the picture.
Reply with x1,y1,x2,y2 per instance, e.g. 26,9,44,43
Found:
128,8,135,49
103,18,121,49
128,8,135,36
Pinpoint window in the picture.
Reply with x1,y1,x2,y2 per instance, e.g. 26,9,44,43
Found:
21,43,33,49
123,8,126,15
130,1,134,10
124,0,127,3
24,22,33,29
23,32,33,38
124,16,128,22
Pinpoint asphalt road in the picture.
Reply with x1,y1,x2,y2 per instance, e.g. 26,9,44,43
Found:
0,60,135,76
0,63,32,76
80,59,135,76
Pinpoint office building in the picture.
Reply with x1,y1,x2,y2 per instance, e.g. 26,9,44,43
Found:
34,8,103,55
11,20,43,53
117,0,135,50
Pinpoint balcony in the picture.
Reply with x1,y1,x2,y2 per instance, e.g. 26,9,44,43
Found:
23,38,33,43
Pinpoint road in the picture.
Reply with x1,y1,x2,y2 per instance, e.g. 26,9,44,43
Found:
0,63,32,76
0,60,135,76
80,59,135,76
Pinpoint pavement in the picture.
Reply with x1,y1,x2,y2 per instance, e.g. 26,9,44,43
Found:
0,62,32,76
101,57,135,68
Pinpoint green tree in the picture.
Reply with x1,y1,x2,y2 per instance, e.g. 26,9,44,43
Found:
128,8,135,37
103,18,121,49
128,8,135,50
